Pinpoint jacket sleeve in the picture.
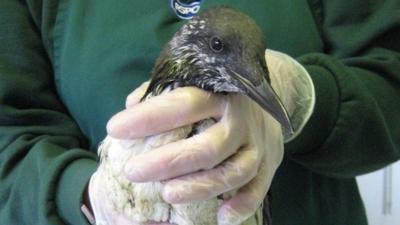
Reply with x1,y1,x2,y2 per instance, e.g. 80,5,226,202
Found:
0,1,97,224
286,0,400,178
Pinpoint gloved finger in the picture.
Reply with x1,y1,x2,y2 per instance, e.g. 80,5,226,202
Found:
125,81,150,108
88,172,109,223
107,87,226,139
217,159,271,225
161,145,260,204
124,120,244,182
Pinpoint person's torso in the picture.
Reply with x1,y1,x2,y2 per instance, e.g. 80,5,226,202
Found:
54,0,323,148
53,1,366,224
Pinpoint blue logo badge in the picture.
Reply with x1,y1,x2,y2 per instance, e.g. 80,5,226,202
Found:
170,0,204,20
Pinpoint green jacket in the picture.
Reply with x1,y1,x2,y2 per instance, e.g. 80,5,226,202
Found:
0,0,399,225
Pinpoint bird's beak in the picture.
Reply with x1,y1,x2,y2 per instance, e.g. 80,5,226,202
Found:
230,70,293,133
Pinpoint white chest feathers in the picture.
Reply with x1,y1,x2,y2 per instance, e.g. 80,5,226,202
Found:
96,117,262,225
97,119,224,225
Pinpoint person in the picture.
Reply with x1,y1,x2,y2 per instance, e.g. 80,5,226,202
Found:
0,0,399,225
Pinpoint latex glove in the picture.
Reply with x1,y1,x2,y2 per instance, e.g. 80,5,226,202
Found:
107,87,284,225
265,49,315,142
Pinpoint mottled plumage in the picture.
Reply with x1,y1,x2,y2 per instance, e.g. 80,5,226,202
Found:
145,7,268,95
143,7,291,132
98,6,291,225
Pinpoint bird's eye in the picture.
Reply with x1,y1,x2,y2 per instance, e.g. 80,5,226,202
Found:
209,36,223,52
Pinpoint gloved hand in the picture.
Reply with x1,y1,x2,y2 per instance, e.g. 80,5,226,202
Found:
107,85,283,225
265,49,315,142
97,49,314,225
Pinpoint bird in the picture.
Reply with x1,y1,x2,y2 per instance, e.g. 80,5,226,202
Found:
97,6,292,225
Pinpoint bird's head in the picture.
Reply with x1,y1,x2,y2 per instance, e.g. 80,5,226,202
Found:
144,6,293,132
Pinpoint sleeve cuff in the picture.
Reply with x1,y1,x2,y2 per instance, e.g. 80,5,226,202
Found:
56,157,97,225
285,55,340,155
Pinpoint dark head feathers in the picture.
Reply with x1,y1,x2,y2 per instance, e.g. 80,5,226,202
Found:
142,6,293,132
